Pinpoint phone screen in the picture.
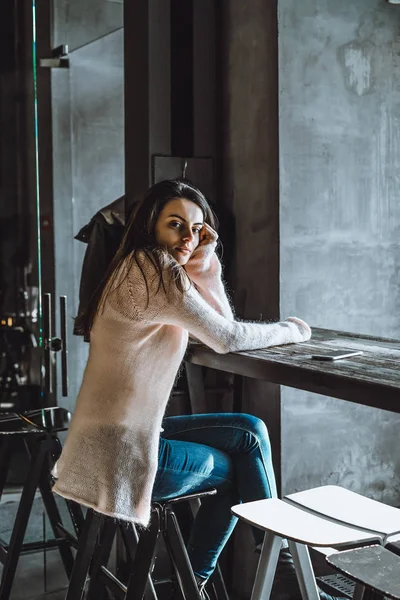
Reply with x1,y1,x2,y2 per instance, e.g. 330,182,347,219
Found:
311,350,363,361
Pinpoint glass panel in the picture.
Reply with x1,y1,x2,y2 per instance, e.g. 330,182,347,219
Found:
0,1,43,413
31,0,42,348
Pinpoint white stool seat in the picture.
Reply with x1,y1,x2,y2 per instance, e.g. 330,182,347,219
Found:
231,498,382,547
232,485,400,600
285,485,400,539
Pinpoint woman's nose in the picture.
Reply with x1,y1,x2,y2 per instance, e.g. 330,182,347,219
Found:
182,228,194,242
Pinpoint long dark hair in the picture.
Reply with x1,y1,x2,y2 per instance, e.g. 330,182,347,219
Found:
74,179,218,339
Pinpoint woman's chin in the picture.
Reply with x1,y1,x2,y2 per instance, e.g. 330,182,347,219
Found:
172,250,190,265
176,255,190,265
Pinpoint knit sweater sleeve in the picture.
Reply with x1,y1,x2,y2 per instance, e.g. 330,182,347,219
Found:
184,248,234,320
124,252,311,355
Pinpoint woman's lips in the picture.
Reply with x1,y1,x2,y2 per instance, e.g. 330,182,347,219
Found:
175,247,191,255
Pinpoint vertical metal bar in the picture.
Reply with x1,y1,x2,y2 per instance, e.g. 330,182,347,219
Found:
43,293,52,393
60,295,68,396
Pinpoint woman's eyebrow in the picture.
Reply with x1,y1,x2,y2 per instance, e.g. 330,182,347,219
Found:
167,214,203,226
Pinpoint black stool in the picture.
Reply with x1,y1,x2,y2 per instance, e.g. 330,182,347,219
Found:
0,408,84,600
326,545,400,600
66,489,230,600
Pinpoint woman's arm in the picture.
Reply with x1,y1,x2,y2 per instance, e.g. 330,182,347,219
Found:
125,253,311,355
184,224,234,319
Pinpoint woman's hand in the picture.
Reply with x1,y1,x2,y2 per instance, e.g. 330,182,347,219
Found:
197,222,218,248
285,317,312,342
185,223,220,277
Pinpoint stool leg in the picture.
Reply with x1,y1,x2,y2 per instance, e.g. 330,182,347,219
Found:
164,507,201,600
0,439,46,600
209,565,230,600
0,437,11,501
37,444,75,577
251,532,282,600
65,510,103,600
65,498,85,537
288,541,319,600
120,524,158,600
120,521,139,561
353,583,366,600
48,438,85,538
86,518,118,600
125,510,160,600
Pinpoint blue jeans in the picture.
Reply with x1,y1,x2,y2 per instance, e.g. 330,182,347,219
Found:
153,413,277,579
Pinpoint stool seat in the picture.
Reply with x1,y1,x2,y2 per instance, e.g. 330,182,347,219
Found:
286,485,400,538
231,498,381,547
326,545,400,600
20,407,72,433
0,413,45,435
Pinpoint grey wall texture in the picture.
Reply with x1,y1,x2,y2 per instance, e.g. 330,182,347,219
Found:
279,0,400,504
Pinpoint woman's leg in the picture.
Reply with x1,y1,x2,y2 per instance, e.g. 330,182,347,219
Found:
161,413,277,571
159,414,346,600
153,435,239,579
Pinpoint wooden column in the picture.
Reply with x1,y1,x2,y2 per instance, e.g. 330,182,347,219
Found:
219,1,280,597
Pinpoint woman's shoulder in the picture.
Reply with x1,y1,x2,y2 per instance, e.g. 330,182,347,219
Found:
124,249,184,280
124,248,191,299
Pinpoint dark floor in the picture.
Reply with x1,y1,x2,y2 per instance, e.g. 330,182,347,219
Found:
1,548,68,600
0,489,72,599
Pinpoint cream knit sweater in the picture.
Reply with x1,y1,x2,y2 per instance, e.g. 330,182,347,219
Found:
52,245,311,526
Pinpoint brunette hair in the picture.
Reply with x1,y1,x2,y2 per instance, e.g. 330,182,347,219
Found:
74,179,218,339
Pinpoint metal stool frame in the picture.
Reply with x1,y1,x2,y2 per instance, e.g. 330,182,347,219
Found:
66,490,230,600
0,410,84,600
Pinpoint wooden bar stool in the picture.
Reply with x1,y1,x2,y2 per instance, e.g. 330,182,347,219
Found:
326,545,400,600
0,409,84,600
66,489,229,600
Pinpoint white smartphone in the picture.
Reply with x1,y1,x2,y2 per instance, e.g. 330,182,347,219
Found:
311,350,363,361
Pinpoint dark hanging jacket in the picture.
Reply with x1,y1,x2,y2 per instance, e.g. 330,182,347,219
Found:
74,196,127,338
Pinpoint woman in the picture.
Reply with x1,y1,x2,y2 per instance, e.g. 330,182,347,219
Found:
53,180,335,599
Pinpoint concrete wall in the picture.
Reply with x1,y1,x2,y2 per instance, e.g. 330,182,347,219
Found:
279,0,400,504
222,2,400,595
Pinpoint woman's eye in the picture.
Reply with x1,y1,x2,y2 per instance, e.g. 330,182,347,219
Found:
170,221,182,229
193,228,201,234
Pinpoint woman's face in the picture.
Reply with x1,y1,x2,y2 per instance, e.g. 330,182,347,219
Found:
154,197,204,265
